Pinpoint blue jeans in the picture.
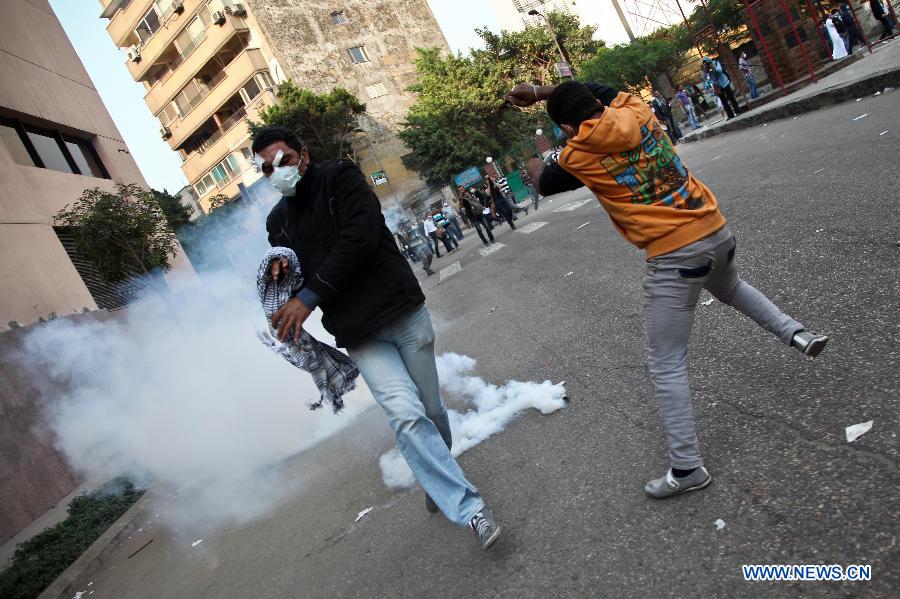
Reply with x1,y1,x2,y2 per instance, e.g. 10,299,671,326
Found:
746,75,759,99
347,304,484,526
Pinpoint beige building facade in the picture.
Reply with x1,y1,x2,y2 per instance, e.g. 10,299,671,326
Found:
100,0,450,210
0,0,193,332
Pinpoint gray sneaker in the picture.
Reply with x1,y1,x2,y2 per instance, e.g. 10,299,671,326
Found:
792,330,829,357
644,467,712,499
425,493,439,514
470,508,501,550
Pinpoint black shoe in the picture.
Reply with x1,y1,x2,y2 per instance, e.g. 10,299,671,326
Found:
425,494,439,514
425,269,435,276
792,330,829,357
470,508,501,550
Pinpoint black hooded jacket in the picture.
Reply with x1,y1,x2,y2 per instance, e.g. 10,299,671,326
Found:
266,160,425,348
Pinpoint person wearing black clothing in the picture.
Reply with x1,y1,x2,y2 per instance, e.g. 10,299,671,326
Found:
459,190,494,245
651,90,682,143
870,0,895,39
486,177,515,229
254,126,500,550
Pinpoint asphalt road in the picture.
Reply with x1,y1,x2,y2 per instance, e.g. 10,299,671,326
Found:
73,94,899,598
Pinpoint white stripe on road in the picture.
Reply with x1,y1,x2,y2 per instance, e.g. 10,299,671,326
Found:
439,261,461,281
553,199,592,212
517,221,548,234
479,242,505,257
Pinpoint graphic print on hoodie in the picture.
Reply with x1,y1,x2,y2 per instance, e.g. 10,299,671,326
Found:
559,91,726,258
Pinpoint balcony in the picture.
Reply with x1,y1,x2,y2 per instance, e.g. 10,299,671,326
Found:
104,0,155,48
165,48,270,149
181,90,277,182
143,27,250,114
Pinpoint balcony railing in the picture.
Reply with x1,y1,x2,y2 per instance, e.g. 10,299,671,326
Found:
193,105,247,154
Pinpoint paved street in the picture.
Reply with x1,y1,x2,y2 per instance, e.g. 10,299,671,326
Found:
72,94,898,598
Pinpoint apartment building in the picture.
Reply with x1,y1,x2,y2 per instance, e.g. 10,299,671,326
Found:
0,0,194,331
100,0,450,211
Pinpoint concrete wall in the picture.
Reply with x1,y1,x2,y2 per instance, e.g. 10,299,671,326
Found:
245,0,450,204
0,310,125,545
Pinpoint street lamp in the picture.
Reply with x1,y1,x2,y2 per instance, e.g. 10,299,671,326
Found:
353,128,396,199
528,10,573,78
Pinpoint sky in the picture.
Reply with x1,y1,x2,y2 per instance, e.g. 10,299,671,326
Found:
49,0,503,193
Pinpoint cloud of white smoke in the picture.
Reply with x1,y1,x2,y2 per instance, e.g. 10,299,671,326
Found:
379,353,567,488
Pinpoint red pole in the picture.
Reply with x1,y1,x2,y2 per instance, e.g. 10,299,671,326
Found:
778,0,817,82
741,0,785,90
845,2,875,53
804,0,831,56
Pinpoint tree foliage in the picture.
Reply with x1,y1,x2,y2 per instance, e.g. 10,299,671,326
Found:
580,34,682,93
250,81,366,161
151,188,192,230
55,184,179,284
400,11,599,184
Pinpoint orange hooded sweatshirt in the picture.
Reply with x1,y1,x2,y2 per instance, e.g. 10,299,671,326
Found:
559,91,725,258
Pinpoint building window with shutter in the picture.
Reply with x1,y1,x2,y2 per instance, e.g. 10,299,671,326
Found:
347,46,370,64
331,10,349,24
366,82,388,99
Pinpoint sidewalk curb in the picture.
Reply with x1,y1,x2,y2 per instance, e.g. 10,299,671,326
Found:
684,67,900,143
37,491,153,599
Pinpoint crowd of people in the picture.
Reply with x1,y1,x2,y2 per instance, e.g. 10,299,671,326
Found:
394,173,539,277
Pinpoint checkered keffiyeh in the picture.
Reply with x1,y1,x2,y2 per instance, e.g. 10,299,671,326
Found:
256,247,359,413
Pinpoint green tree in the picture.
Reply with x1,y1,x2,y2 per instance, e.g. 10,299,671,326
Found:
688,0,746,52
250,81,366,160
400,11,596,184
579,35,682,93
54,184,179,284
151,188,192,230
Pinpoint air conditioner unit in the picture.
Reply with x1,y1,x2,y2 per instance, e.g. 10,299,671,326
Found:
126,47,141,63
172,1,185,14
212,10,226,25
160,127,172,140
226,3,247,17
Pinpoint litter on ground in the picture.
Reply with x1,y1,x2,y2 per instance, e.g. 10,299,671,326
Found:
355,507,374,523
845,421,873,443
853,114,868,121
714,518,726,530
879,131,888,136
576,222,591,230
564,271,574,277
191,539,203,547
700,298,715,306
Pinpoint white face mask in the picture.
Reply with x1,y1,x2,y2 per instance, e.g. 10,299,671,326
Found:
257,149,302,197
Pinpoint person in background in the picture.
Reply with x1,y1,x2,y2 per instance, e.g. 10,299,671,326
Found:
651,90,682,144
738,52,759,99
486,177,516,230
401,219,435,276
431,208,458,253
470,186,496,235
839,4,864,52
459,189,494,246
422,211,442,258
255,126,499,548
520,165,540,211
870,0,895,39
674,86,698,130
508,81,829,500
702,56,741,119
442,202,464,242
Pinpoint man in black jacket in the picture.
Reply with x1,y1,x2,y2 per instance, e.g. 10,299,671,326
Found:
253,126,500,550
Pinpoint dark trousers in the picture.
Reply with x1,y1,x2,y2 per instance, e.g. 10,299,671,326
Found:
718,84,741,118
471,215,495,244
438,231,456,252
428,232,442,257
876,15,894,38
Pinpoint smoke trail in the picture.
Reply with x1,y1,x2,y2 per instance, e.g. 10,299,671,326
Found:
378,353,567,488
380,199,408,234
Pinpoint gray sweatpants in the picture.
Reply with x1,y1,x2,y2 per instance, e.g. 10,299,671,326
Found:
643,227,802,469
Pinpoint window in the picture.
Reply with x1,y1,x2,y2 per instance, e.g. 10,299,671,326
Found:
195,153,240,196
241,77,262,103
347,46,370,64
26,130,73,173
331,10,349,25
1,116,109,178
135,6,162,44
0,123,33,166
174,80,206,116
366,82,388,99
257,72,275,89
64,139,105,178
174,16,207,57
159,102,180,127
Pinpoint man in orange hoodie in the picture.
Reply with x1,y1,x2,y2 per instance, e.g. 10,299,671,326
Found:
507,81,829,498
